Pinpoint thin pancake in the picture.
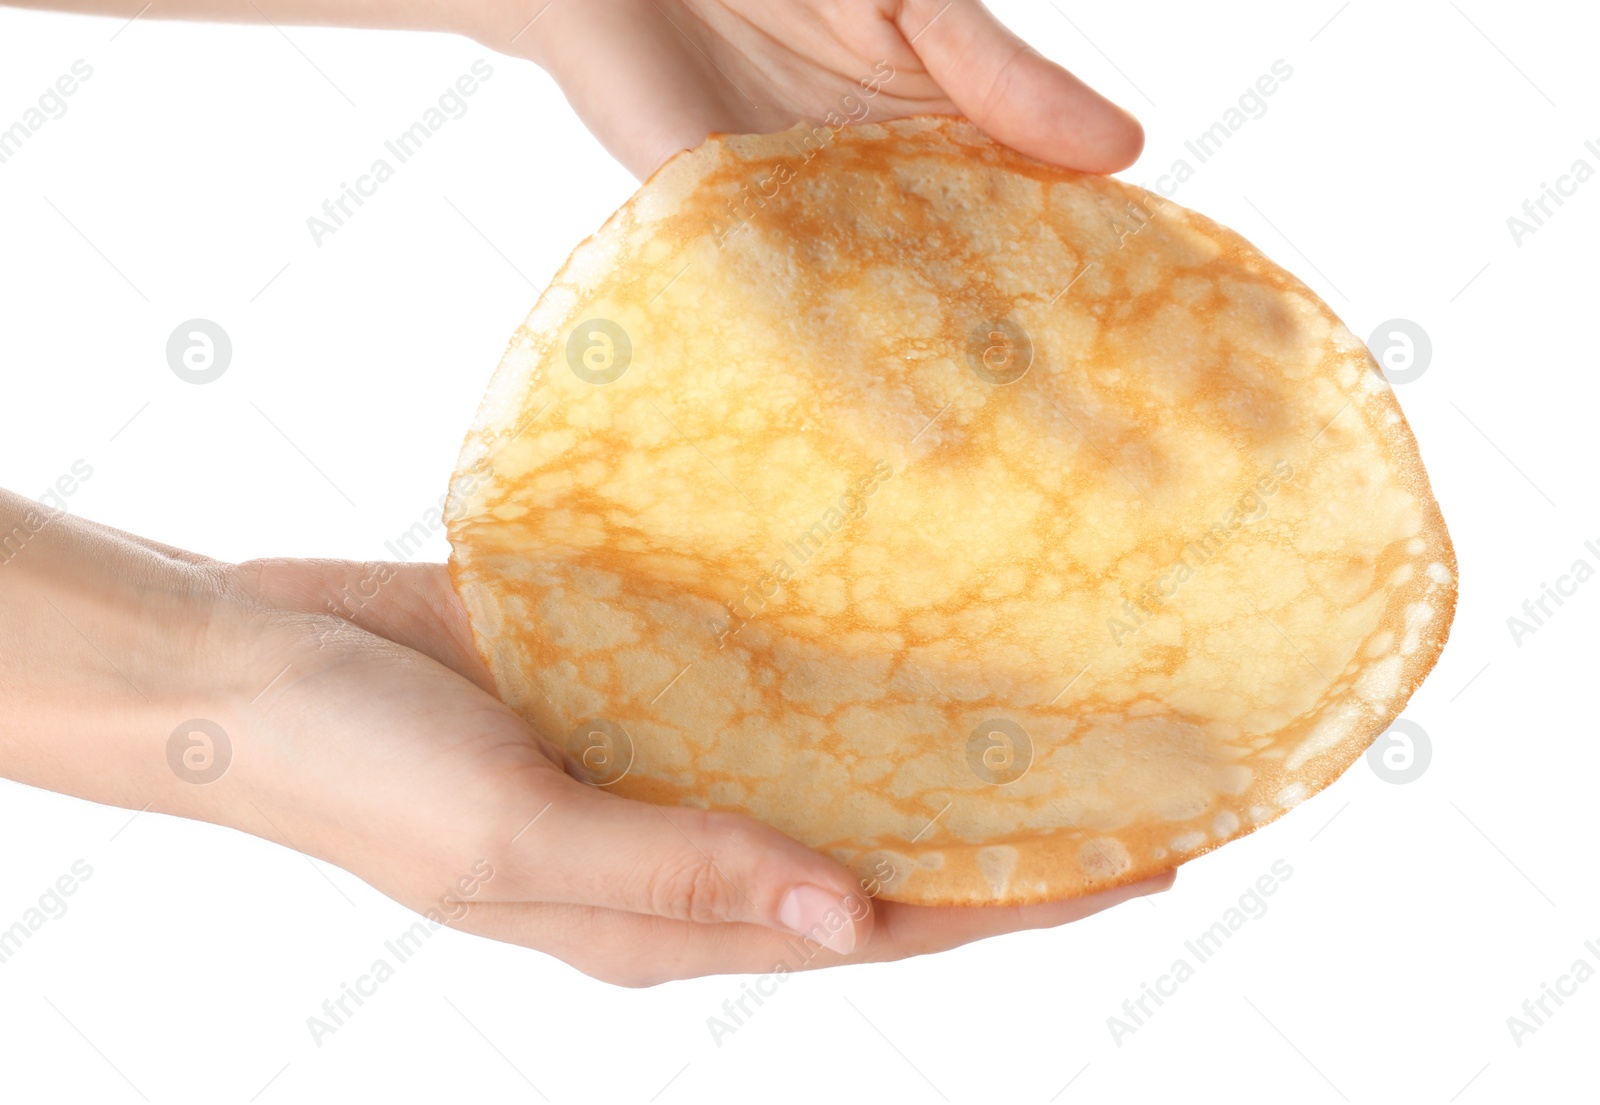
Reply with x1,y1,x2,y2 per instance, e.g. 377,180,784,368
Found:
446,116,1456,905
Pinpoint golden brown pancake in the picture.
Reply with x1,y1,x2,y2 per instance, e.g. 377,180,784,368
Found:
446,116,1456,905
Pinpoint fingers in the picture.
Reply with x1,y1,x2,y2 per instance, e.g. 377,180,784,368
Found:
495,779,874,954
230,557,493,688
901,0,1144,172
456,872,1174,986
456,900,780,987
870,870,1176,955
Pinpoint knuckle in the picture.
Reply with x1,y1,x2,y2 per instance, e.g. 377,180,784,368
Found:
976,43,1030,124
638,808,762,924
647,850,740,924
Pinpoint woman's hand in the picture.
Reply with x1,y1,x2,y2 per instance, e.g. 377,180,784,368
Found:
484,0,1144,178
0,491,1167,986
215,556,1171,985
5,0,1142,179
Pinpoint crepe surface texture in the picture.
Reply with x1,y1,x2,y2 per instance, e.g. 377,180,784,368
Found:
447,116,1456,906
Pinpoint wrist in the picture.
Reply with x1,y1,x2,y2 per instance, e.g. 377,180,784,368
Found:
0,490,256,820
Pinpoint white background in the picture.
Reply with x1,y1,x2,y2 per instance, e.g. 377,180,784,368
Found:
1,1,1595,1101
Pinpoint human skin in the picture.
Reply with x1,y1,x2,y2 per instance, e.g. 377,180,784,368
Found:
2,0,1144,178
0,0,1166,984
0,491,1171,985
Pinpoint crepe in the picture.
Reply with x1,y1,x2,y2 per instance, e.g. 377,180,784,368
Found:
445,116,1456,905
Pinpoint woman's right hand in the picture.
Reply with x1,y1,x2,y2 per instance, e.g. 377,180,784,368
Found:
206,555,1172,985
0,488,1169,987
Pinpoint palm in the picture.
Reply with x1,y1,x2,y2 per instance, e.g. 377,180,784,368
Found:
230,559,565,911
229,556,1169,984
520,0,1143,177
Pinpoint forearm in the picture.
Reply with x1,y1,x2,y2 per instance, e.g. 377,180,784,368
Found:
0,0,543,49
0,488,240,815
4,0,459,31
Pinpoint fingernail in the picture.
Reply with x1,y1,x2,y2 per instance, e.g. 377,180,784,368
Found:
778,884,856,955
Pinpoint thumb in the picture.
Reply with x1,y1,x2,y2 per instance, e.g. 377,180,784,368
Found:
501,776,875,955
902,0,1145,172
